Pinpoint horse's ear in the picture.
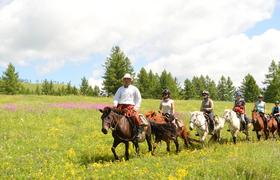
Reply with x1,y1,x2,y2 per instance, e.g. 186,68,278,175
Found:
99,109,103,113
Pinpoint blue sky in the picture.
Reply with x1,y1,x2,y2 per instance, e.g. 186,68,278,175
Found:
0,0,280,88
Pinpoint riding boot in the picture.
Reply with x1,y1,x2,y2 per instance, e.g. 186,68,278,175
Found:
135,125,145,142
252,120,256,131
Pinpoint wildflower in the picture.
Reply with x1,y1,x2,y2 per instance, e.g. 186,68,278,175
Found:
67,148,76,159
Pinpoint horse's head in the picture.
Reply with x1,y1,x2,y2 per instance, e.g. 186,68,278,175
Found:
99,106,114,134
189,111,204,130
223,109,235,122
251,110,259,121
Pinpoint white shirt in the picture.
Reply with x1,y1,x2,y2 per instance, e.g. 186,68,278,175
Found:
160,98,174,115
113,85,142,110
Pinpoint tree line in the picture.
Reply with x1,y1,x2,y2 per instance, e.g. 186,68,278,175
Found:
0,46,280,102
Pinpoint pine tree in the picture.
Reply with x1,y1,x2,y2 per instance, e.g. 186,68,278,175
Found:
159,70,180,99
136,68,150,98
93,85,100,96
148,70,161,99
226,77,235,101
183,78,196,100
264,69,280,102
217,76,228,101
66,82,72,95
263,60,279,85
35,85,41,95
1,63,21,95
80,77,89,96
205,76,218,100
41,79,49,95
240,74,260,102
192,76,206,99
102,46,134,96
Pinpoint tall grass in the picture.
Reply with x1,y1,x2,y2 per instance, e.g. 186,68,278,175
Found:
0,95,279,179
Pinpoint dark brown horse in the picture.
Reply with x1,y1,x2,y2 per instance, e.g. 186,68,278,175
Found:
100,107,152,160
252,110,277,140
145,111,193,154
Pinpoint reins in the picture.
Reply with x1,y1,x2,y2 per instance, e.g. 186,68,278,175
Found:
108,111,138,141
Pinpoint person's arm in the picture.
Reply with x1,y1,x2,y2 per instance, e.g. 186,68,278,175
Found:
159,101,162,112
113,88,121,107
134,87,142,111
171,100,175,115
200,101,203,111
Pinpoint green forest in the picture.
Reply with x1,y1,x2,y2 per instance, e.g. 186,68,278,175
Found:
0,46,280,102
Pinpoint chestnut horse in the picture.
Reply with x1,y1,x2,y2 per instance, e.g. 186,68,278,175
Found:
252,110,277,140
145,111,192,154
100,107,152,160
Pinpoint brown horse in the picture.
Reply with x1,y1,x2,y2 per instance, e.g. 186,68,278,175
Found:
252,110,277,140
145,111,192,154
100,107,152,160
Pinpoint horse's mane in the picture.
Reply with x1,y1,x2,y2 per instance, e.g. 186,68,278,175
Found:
145,111,166,123
102,106,125,115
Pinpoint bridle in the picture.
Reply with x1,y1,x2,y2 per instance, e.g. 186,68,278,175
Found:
190,113,207,129
102,109,137,141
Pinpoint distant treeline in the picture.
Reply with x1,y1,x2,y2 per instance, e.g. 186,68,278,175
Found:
0,46,280,102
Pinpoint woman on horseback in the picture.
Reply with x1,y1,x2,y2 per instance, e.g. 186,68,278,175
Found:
253,94,268,131
200,90,215,134
159,89,175,116
233,91,247,130
272,100,280,123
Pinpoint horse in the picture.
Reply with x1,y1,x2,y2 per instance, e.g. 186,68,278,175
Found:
189,111,225,146
145,111,193,154
99,107,152,160
251,110,277,140
223,109,250,144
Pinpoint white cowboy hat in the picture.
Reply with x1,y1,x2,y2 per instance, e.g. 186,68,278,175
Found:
123,73,132,80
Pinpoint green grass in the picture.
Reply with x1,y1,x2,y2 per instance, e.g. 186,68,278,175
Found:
0,95,279,179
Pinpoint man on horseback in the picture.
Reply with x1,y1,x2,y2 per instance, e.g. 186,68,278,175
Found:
113,73,144,141
200,90,215,134
233,91,247,131
272,100,280,123
253,94,268,131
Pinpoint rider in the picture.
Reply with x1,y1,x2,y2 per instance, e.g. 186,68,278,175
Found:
253,94,268,131
233,91,247,130
113,73,143,141
272,100,280,123
159,89,183,127
200,90,215,134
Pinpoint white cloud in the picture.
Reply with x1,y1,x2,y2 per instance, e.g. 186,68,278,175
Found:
146,29,280,87
88,67,103,88
0,0,278,85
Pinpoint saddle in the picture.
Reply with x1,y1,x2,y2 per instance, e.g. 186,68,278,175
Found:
163,113,183,128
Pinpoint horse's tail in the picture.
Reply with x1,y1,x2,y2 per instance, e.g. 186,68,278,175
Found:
149,120,176,139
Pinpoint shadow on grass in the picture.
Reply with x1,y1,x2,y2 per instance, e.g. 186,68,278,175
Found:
79,154,115,166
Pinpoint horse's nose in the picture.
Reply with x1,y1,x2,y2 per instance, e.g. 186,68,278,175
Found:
102,128,108,134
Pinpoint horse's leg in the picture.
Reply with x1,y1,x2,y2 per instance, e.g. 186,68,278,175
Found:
201,131,208,147
166,140,170,152
145,133,152,152
231,130,238,144
152,139,159,156
124,141,130,160
256,131,261,141
111,139,121,160
174,138,179,153
180,129,189,147
133,142,140,156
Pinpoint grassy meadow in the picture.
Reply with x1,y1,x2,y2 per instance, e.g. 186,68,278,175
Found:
1,95,280,179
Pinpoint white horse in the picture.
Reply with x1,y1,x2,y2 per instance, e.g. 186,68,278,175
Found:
189,111,225,145
223,109,250,144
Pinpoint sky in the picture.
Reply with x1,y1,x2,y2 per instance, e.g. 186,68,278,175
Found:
0,0,280,88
